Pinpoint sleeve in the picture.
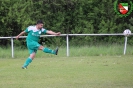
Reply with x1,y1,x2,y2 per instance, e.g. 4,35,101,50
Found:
41,28,48,34
24,28,29,33
24,26,32,33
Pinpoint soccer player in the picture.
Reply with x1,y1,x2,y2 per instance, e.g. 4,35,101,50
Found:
16,20,61,69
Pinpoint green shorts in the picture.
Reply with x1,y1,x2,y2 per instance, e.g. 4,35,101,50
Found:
27,41,41,54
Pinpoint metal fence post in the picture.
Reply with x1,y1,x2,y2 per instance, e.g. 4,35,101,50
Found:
66,34,69,56
124,36,127,55
11,37,14,58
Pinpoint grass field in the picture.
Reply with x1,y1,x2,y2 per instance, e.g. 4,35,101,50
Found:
0,56,133,88
0,44,133,58
0,45,133,88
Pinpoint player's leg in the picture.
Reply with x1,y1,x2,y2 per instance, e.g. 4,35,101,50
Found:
22,50,36,69
38,45,58,55
22,44,37,69
22,41,39,69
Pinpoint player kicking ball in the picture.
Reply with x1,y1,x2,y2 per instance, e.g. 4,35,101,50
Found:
16,20,61,69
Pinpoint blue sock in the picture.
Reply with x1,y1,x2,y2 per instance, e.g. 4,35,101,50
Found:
23,57,32,67
43,48,55,54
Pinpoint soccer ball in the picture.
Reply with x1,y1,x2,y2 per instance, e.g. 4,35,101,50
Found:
123,29,131,36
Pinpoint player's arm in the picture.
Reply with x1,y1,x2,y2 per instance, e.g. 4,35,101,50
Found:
16,31,26,39
46,30,61,35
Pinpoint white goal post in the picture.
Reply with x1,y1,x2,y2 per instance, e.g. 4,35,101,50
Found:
0,33,132,58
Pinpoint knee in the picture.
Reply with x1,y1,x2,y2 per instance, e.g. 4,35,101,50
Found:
30,53,36,59
30,56,35,59
39,46,44,50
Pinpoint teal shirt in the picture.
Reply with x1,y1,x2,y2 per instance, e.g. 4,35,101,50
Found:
25,25,47,43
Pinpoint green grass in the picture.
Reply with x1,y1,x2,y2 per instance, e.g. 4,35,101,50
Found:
0,45,133,88
0,56,133,88
0,44,133,58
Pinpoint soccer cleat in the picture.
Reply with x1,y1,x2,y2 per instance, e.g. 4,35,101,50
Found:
54,47,59,55
22,66,27,69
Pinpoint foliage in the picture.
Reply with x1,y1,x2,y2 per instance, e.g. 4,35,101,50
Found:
0,0,133,46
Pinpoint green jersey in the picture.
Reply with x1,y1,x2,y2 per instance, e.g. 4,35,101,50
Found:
25,25,47,43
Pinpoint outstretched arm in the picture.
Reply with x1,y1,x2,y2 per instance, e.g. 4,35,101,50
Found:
46,30,61,35
16,31,26,39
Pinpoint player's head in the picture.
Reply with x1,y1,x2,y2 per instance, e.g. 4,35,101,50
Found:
36,20,44,29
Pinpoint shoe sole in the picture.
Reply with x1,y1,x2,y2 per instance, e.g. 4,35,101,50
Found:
22,67,27,69
55,47,58,55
